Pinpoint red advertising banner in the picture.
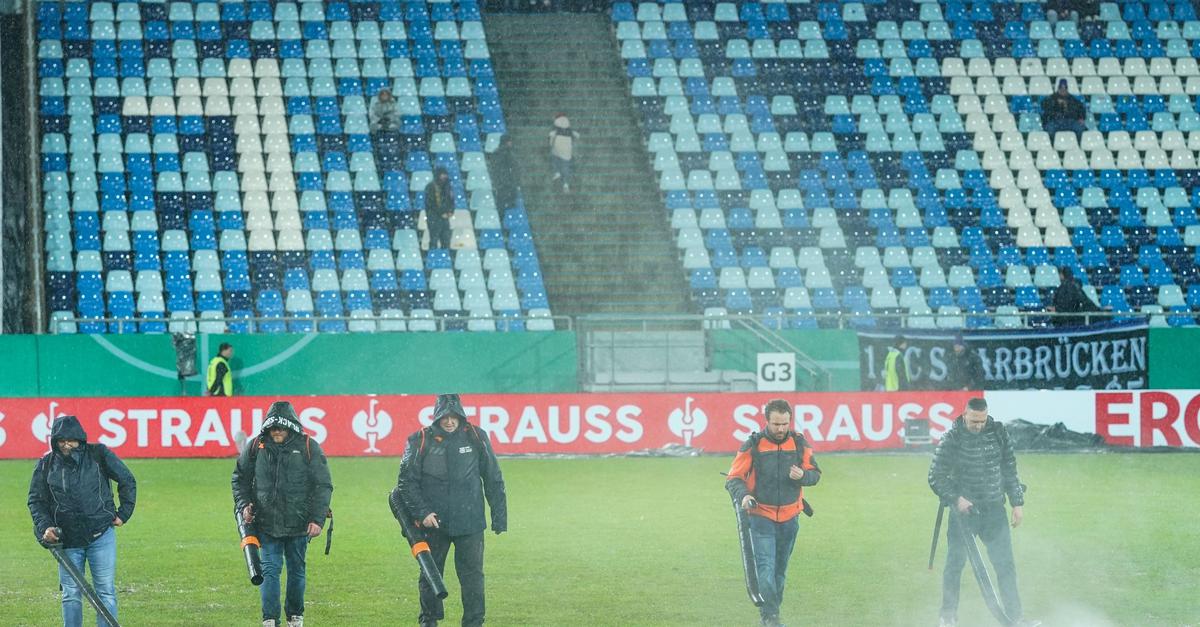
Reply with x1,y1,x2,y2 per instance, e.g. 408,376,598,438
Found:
0,392,977,459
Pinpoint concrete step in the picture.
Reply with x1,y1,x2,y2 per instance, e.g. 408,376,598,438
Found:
487,12,692,316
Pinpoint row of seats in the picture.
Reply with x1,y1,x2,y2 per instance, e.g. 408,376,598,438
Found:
618,0,1200,328
38,0,552,333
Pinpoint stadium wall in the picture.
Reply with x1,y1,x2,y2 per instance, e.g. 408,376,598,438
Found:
1147,328,1200,389
1,329,1197,398
0,332,578,397
708,329,860,390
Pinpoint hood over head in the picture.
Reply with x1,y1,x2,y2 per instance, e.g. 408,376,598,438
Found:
260,401,303,437
432,393,466,423
50,415,88,447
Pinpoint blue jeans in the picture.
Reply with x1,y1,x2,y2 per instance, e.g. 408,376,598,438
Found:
550,156,572,184
748,515,799,621
260,534,309,622
58,527,118,627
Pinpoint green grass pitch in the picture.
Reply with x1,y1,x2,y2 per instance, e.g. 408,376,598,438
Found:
2,453,1197,626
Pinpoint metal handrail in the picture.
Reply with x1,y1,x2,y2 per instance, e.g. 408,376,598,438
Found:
50,313,575,334
731,315,830,388
50,309,1169,335
712,310,1168,329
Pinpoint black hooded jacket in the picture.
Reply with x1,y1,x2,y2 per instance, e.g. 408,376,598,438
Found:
928,415,1025,509
27,416,137,548
231,403,334,538
397,398,507,537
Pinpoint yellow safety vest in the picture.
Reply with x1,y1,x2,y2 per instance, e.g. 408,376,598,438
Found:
207,356,233,397
884,349,901,391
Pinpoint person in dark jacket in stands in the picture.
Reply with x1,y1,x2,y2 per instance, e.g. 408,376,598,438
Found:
1041,78,1087,138
945,333,985,391
488,134,519,210
929,398,1039,627
1050,267,1102,326
28,415,136,627
397,394,507,627
725,399,821,627
233,401,334,627
424,168,454,250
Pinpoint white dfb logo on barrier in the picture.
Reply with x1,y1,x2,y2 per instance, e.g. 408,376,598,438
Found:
31,401,64,446
667,397,708,447
351,398,393,454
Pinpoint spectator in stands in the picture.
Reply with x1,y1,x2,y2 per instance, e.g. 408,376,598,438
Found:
1040,79,1087,139
369,89,399,133
946,334,985,391
549,113,580,193
1045,0,1098,23
425,168,454,250
208,342,234,396
28,415,137,627
488,134,520,210
884,336,910,391
1050,267,1102,326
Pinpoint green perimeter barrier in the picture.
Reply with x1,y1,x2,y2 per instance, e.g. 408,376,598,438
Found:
1148,328,1200,389
708,329,861,391
0,332,578,397
1,328,1195,397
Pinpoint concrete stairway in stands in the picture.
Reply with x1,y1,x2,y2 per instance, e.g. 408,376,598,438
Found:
486,13,691,316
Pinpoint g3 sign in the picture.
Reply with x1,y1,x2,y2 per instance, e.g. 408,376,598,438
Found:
756,353,796,392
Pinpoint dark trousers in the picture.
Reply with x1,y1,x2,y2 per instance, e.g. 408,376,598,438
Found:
428,218,451,250
419,530,485,627
941,505,1022,620
748,515,799,621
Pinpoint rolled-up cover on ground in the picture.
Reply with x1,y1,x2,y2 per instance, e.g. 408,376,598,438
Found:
389,487,449,599
731,494,765,607
236,509,264,586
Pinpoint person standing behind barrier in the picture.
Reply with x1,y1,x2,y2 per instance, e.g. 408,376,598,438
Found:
232,401,334,627
208,342,234,396
28,415,137,627
945,334,985,391
397,394,507,627
725,399,821,627
548,113,580,193
424,168,454,250
1050,267,1102,326
928,398,1039,627
884,336,910,391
